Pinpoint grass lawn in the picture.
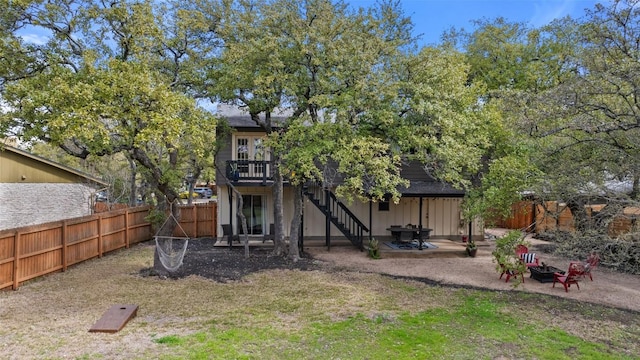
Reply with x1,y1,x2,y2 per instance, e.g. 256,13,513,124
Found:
1,244,638,359
148,272,639,360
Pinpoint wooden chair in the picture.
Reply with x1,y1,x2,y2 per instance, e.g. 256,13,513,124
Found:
499,263,525,283
582,252,600,281
519,252,540,269
263,223,275,243
515,244,540,269
552,262,584,292
221,224,239,246
515,244,529,258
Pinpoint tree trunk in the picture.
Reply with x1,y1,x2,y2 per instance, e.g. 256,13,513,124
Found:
272,156,287,256
127,156,138,206
288,184,303,262
225,179,250,258
235,189,250,258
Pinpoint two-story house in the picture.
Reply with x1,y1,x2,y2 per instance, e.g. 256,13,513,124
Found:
214,105,483,249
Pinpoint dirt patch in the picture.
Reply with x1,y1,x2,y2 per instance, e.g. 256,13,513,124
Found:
143,237,640,315
1,234,639,359
143,238,324,282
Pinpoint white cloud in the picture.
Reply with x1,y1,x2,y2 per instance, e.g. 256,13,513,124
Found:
19,33,49,45
529,0,604,27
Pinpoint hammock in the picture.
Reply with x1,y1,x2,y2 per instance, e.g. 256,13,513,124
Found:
154,203,190,272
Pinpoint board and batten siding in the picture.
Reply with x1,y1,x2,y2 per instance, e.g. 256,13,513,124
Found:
301,196,473,240
217,185,479,240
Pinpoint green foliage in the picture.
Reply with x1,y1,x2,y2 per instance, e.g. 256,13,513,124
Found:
1,0,218,206
368,238,380,259
463,149,543,224
492,230,528,286
155,292,635,359
396,47,502,190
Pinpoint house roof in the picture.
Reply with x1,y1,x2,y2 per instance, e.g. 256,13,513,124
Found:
1,145,108,186
216,104,291,128
398,160,465,197
398,180,465,197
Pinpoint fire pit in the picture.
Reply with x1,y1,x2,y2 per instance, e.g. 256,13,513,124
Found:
529,265,565,283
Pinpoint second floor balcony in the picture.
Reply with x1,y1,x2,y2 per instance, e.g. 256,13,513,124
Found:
226,160,275,184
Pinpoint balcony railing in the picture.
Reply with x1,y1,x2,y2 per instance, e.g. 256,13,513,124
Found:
226,160,274,184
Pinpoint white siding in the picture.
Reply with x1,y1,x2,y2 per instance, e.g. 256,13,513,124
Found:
216,185,482,240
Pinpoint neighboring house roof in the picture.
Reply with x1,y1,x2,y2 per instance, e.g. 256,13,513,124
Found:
0,145,108,186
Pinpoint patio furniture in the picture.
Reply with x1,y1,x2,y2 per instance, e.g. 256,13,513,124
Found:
519,252,540,268
386,226,432,250
221,224,239,246
582,252,600,281
552,262,584,292
499,263,525,283
529,265,564,283
263,223,275,243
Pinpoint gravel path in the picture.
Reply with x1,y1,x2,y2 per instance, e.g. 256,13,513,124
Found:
305,230,640,313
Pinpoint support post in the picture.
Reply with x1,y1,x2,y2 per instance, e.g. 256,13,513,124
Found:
325,188,331,251
369,199,372,241
98,216,103,258
228,186,233,247
12,231,19,290
300,186,304,250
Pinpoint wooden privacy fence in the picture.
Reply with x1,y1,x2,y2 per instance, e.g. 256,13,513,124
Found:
497,200,639,236
494,201,536,231
173,202,217,238
0,202,217,291
0,206,152,290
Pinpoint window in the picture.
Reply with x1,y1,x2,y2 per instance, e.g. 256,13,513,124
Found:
234,135,269,178
378,200,390,211
241,195,264,235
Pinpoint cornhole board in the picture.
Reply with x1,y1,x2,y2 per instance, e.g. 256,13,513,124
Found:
89,304,138,333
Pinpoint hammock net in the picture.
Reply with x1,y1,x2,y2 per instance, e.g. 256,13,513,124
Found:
154,204,190,272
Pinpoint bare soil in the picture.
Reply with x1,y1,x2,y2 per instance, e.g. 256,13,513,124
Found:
1,230,639,359
146,238,323,282
149,233,640,314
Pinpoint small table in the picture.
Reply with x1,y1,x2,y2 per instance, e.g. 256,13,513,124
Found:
529,266,565,283
386,227,432,250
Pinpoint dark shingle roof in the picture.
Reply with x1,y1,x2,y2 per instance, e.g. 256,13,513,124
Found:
217,104,290,128
398,180,465,197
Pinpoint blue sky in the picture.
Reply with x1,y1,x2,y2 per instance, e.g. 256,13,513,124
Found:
348,0,608,45
18,1,607,47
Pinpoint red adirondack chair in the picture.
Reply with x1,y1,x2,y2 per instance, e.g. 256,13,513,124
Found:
582,252,600,281
499,262,525,283
553,262,584,292
515,244,540,269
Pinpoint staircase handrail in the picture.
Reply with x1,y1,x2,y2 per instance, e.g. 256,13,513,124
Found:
327,191,369,231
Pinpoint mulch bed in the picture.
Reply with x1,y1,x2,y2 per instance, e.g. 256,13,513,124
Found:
141,238,323,282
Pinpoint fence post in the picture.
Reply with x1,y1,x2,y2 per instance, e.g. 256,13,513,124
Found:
12,231,20,290
62,220,67,272
125,209,130,249
98,215,103,258
212,203,216,237
193,204,197,238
